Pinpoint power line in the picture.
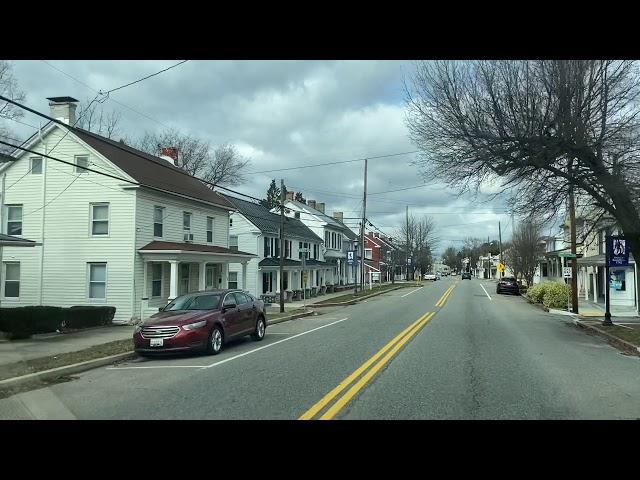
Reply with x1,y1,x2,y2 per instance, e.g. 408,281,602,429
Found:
247,150,420,175
104,60,189,94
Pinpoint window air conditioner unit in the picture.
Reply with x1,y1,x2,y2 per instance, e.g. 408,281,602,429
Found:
184,232,194,242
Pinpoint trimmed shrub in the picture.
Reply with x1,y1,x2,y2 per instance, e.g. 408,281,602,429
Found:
0,305,116,340
542,282,572,309
525,283,547,303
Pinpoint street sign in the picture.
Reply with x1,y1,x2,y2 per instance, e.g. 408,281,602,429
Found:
563,267,572,278
607,235,629,267
497,263,505,273
347,250,355,265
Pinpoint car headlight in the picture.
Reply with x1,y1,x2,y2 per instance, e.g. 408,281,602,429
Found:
183,320,207,331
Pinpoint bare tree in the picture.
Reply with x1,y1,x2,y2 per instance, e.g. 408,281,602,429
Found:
442,246,460,272
503,221,544,286
397,214,438,278
406,60,640,304
75,98,123,139
0,61,26,153
136,129,250,187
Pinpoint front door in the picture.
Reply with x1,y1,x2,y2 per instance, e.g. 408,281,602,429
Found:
206,265,216,290
179,263,190,296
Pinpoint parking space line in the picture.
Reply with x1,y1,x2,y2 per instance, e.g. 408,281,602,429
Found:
401,287,422,298
202,317,349,370
480,283,492,300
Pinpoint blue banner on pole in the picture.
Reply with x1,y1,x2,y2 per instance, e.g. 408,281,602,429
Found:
347,251,355,266
607,236,630,267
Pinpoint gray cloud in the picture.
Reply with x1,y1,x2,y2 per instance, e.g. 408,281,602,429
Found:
5,60,512,256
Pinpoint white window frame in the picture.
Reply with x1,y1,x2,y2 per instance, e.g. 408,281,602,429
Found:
87,263,107,301
151,263,163,298
2,262,20,299
365,248,373,260
183,211,192,232
6,205,23,236
228,271,239,289
30,156,43,174
207,216,214,243
90,203,110,236
229,235,239,251
153,206,165,238
75,155,89,174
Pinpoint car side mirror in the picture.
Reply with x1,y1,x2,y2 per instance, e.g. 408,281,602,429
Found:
158,307,164,312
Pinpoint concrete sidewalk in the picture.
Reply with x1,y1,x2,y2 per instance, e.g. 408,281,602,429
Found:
0,325,134,367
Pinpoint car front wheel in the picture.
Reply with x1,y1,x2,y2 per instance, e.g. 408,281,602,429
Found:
207,326,224,355
252,316,266,341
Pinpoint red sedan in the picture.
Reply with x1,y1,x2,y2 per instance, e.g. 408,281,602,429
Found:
134,290,267,356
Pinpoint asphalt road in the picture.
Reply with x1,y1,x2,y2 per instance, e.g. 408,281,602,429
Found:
1,278,639,419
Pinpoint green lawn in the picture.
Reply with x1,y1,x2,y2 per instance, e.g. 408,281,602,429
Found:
314,283,421,305
596,324,640,346
267,308,309,321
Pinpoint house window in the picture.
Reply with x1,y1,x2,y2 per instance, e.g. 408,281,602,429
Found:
31,157,42,174
153,206,164,238
207,217,214,243
274,238,280,257
151,263,162,297
229,235,238,251
88,263,107,299
262,272,274,293
264,237,270,257
338,235,342,249
285,239,290,258
365,248,373,259
325,231,330,246
3,262,20,298
229,218,233,227
7,205,22,236
228,271,238,289
75,155,89,173
313,244,318,259
183,212,192,231
90,203,109,236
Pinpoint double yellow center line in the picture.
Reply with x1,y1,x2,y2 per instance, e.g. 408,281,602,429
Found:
299,311,435,420
435,284,456,308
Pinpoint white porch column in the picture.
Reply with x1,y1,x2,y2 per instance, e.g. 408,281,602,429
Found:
593,267,598,302
141,260,149,316
168,260,179,301
221,263,229,289
199,261,207,291
276,268,281,294
242,262,248,291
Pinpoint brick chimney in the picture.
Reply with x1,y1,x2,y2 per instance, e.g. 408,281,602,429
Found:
317,202,325,213
333,212,343,222
308,200,316,209
47,96,78,125
286,191,294,201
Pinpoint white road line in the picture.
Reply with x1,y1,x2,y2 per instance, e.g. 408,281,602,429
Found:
480,284,492,300
401,287,422,298
107,365,204,370
202,317,350,370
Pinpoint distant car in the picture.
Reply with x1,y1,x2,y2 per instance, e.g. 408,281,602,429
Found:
133,290,267,356
496,277,520,295
424,273,437,281
461,272,472,280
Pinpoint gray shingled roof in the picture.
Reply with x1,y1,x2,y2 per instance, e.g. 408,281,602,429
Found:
225,195,322,242
286,200,358,239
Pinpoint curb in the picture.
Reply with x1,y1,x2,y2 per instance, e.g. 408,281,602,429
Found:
267,310,316,326
572,319,640,356
312,285,422,308
0,351,137,388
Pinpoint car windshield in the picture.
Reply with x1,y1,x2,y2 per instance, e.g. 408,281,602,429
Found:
164,294,222,311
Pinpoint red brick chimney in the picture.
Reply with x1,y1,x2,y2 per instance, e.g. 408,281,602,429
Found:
308,200,316,209
286,191,294,201
333,212,343,222
317,202,325,213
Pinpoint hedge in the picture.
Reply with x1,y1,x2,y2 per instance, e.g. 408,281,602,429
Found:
0,305,116,340
525,282,572,309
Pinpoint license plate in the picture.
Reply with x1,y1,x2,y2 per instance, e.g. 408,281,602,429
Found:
150,338,163,347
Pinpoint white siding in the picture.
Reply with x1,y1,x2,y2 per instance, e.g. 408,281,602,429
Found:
132,189,232,318
1,126,137,323
228,212,260,296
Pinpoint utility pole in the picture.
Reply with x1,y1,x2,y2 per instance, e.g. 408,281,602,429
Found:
569,185,579,314
406,205,409,281
360,159,368,293
498,221,503,278
279,179,285,313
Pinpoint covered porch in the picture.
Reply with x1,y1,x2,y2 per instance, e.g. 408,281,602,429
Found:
138,241,255,318
577,254,637,312
259,258,335,303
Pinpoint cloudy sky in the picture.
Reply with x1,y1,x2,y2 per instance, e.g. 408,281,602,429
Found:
4,60,517,256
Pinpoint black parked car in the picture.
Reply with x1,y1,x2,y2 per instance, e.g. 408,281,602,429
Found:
461,272,472,280
496,277,520,295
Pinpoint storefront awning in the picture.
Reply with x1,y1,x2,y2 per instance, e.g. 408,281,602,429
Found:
577,253,636,267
